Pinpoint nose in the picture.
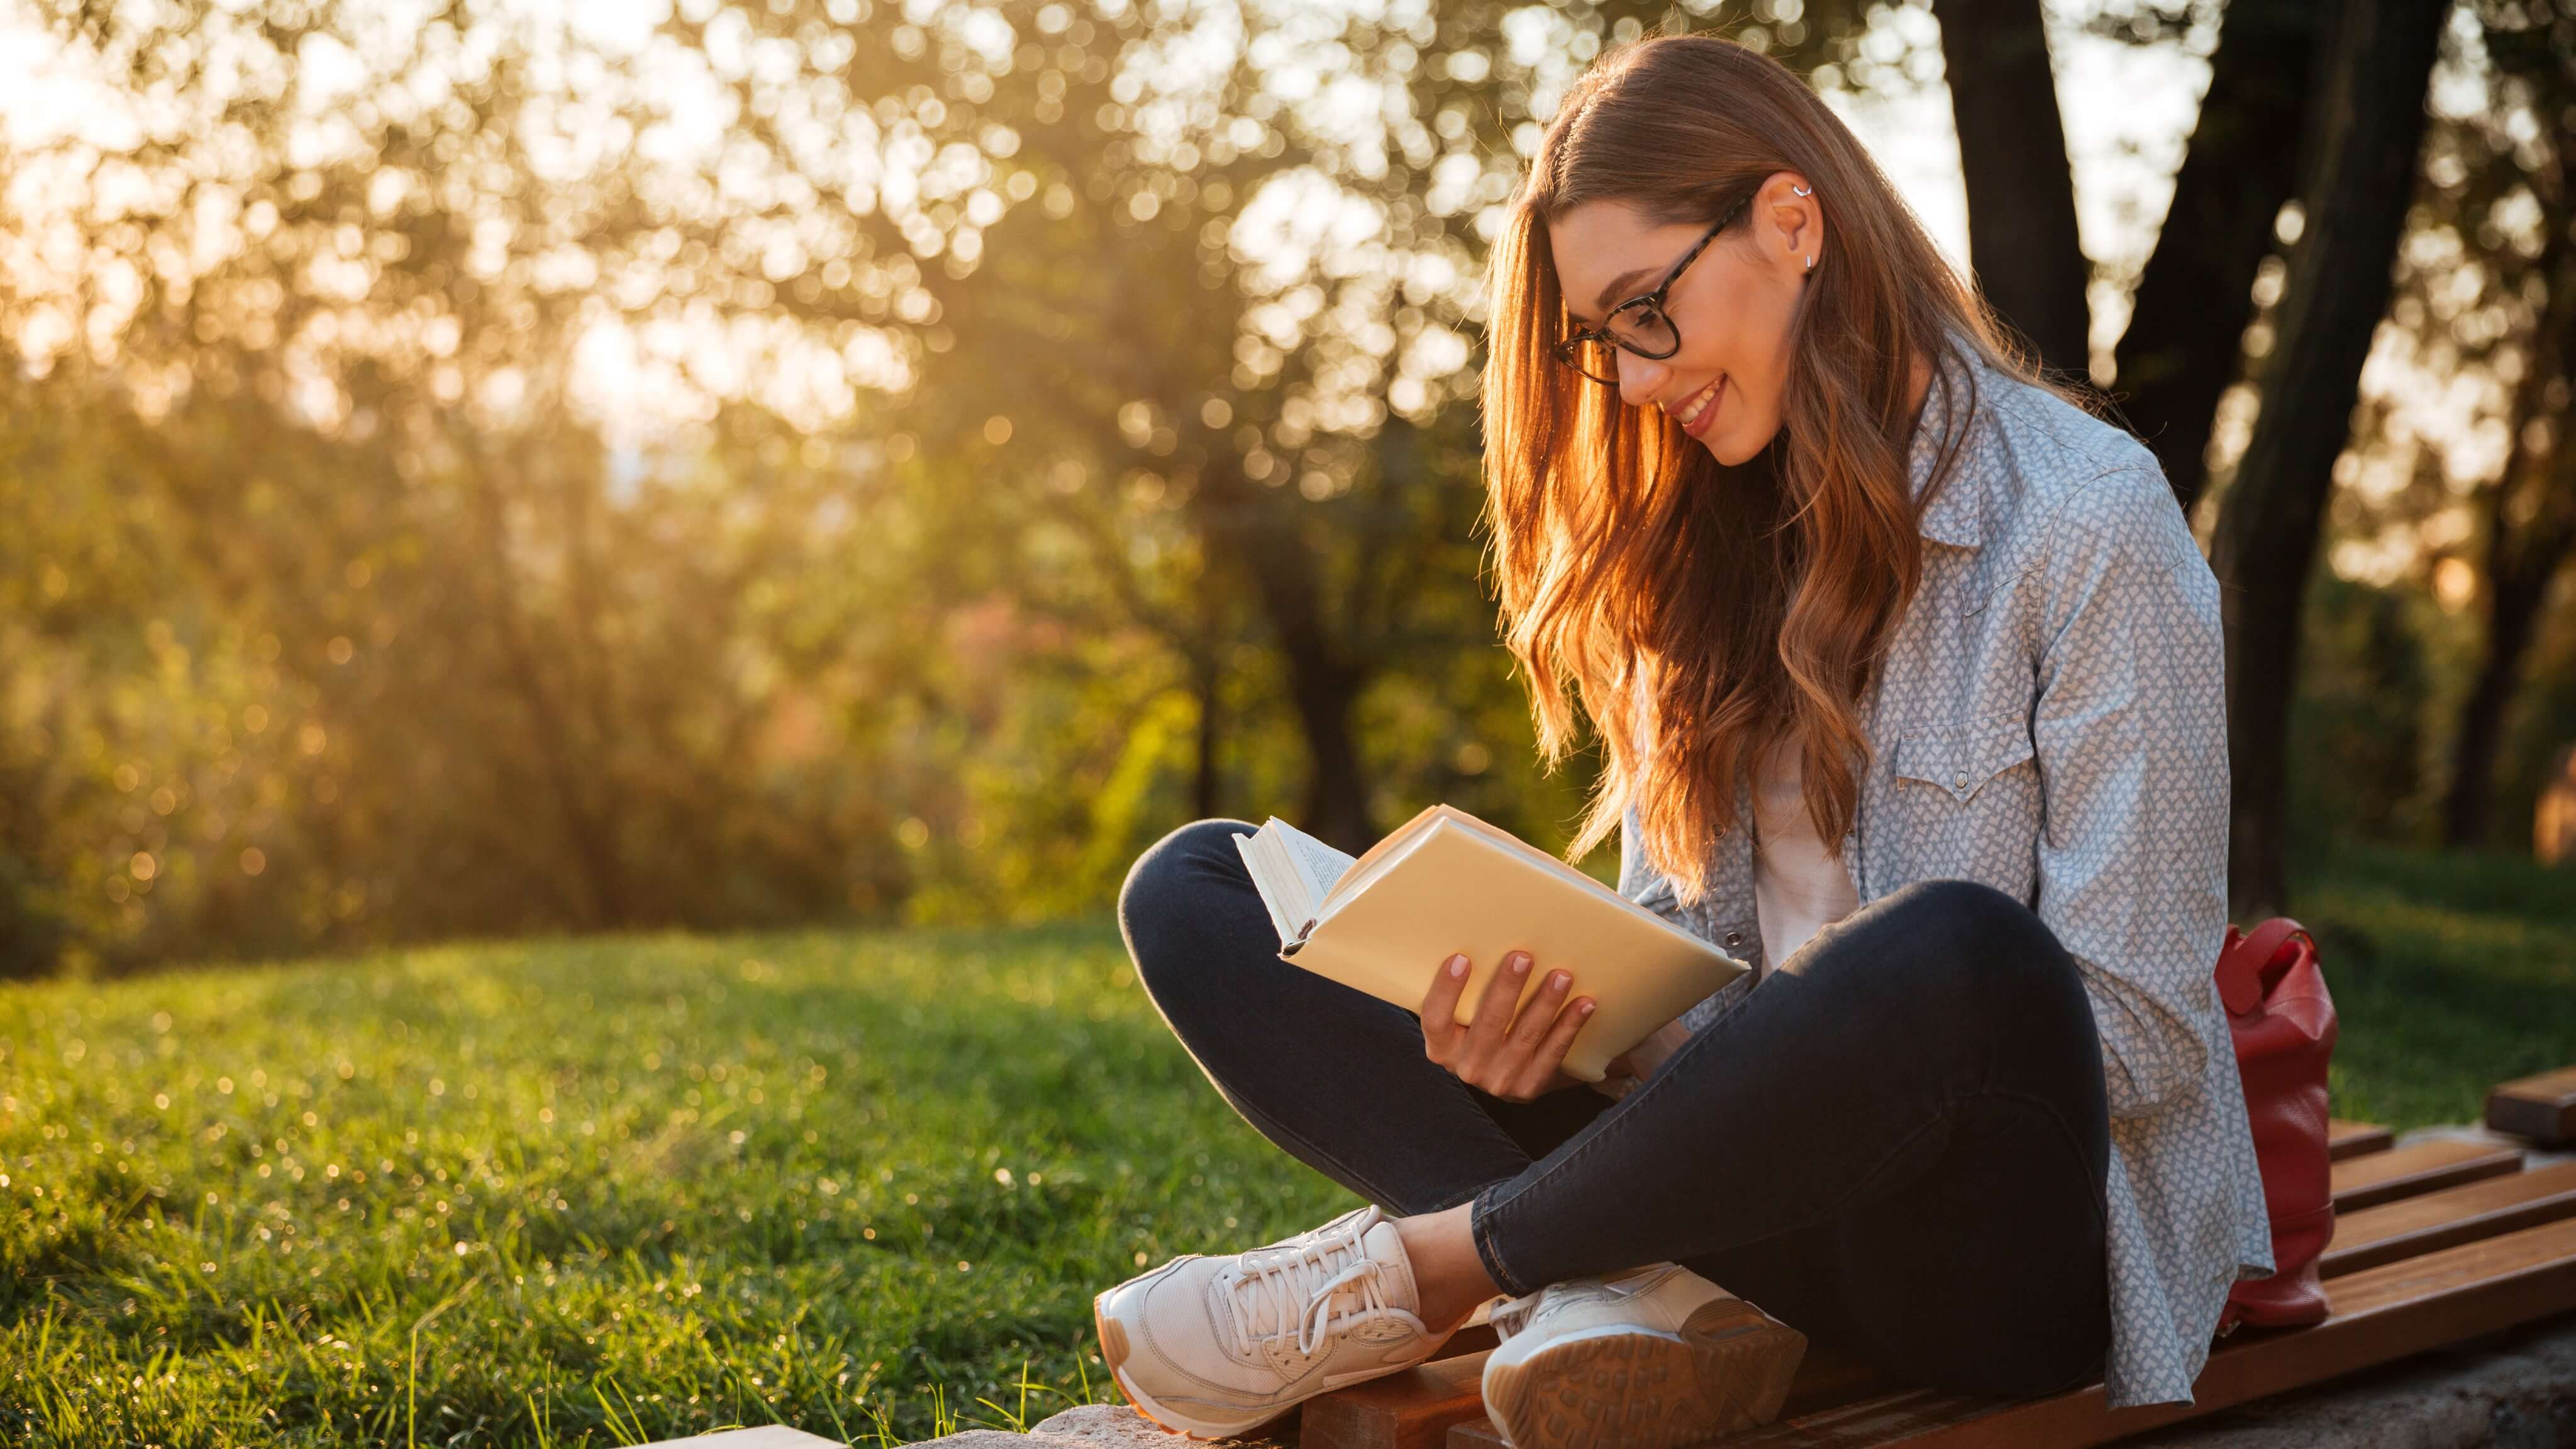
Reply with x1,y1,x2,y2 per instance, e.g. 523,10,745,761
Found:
1615,347,1672,409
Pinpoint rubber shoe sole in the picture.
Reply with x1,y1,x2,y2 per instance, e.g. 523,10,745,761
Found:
1481,1297,1808,1449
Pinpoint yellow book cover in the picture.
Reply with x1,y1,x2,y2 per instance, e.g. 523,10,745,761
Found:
1234,804,1746,1082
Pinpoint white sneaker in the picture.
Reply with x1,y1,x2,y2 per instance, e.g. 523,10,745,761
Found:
1092,1204,1452,1438
1480,1263,1806,1449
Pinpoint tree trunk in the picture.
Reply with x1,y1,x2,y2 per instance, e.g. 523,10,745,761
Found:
1190,638,1223,823
2445,558,2558,848
2441,118,2576,850
1192,464,1376,852
2209,0,2448,919
2445,430,2576,848
462,438,630,930
2112,0,2325,517
1930,0,2093,379
1285,665,1372,853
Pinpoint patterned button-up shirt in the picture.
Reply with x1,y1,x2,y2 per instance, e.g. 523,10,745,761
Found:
1618,334,2274,1407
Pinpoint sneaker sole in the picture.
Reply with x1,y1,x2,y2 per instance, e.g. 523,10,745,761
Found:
1481,1297,1807,1449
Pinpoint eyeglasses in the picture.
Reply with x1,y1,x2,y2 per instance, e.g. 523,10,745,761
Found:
1553,192,1753,386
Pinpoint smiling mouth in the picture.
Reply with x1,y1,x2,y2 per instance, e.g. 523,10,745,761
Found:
1675,376,1724,431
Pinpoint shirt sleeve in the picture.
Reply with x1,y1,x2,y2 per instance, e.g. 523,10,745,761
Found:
2031,464,2235,1119
1621,798,1759,1035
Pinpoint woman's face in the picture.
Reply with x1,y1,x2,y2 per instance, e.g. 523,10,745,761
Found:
1546,172,1821,465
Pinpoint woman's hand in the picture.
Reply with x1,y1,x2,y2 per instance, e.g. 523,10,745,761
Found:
1418,950,1596,1102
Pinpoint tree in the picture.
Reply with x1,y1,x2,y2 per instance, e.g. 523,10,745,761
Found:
2108,0,2326,516
2437,0,2576,849
2210,0,2452,916
0,0,928,966
1928,0,2092,375
704,0,1884,850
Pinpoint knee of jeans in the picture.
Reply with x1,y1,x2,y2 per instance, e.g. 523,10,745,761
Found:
1875,879,2079,1014
1117,819,1259,969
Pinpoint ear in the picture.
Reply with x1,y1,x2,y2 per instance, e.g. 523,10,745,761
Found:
1755,171,1822,279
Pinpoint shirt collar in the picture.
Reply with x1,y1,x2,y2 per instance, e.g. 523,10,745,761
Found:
1907,335,1988,550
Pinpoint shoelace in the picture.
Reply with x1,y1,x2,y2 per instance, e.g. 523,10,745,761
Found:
1221,1215,1391,1358
1488,1266,1668,1342
1488,1287,1545,1341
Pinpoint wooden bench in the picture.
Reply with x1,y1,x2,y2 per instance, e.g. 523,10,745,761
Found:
1297,1080,2576,1449
2487,1067,2576,1147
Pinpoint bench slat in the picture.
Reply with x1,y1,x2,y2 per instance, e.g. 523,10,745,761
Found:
1302,1345,1489,1449
2329,1137,2521,1212
2485,1066,2576,1146
2326,1119,2393,1160
1441,1343,1894,1449
2324,1159,2576,1277
1636,1213,2576,1448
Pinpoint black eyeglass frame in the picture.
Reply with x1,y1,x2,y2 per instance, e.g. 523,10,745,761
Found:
1553,191,1754,385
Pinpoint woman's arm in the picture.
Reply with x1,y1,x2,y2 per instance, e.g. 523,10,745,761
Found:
2031,463,2235,1119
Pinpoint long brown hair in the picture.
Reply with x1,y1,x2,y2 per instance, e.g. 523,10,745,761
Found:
1484,33,2085,903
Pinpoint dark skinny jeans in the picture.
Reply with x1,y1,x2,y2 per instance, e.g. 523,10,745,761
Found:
1116,818,2112,1401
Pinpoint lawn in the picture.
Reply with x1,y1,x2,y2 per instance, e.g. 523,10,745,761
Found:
0,846,2567,1446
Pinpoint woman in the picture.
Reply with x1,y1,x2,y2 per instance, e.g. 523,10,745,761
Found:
1095,33,2272,1449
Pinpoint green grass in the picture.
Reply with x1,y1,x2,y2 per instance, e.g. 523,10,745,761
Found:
0,924,1352,1446
2296,843,2576,1128
0,847,2567,1446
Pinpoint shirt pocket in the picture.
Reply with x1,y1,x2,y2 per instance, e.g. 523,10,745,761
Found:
1894,712,2036,804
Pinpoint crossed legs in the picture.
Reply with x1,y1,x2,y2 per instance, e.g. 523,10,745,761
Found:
1117,818,2111,1401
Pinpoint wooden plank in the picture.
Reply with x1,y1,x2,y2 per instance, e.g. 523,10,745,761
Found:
1428,1323,1497,1361
2324,1160,2576,1277
1444,1343,1892,1448
2329,1137,2521,1213
1702,1213,2576,1448
1778,1342,1896,1420
2327,1119,2394,1160
1302,1348,1491,1449
2486,1066,2576,1146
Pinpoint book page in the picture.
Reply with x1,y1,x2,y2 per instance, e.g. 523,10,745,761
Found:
1232,828,1307,945
1267,818,1357,905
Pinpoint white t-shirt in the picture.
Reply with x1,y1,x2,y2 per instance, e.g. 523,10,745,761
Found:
1751,736,1860,972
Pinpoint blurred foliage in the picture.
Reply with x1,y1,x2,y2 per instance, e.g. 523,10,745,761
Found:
0,0,2568,979
2288,570,2436,851
0,0,1920,975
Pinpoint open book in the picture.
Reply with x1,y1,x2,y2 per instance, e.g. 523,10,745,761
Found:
1233,804,1746,1082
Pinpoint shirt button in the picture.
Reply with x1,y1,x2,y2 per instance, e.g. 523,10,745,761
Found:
1954,772,1970,789
1724,931,1743,948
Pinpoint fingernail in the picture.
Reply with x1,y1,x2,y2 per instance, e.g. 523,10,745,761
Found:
1448,956,1469,977
1511,955,1530,974
1578,1001,1596,1016
1548,971,1569,990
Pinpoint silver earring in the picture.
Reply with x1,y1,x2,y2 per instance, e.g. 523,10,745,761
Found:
1792,184,1812,197
1806,253,1816,272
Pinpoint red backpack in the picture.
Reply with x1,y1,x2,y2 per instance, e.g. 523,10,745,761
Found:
2214,918,2337,1333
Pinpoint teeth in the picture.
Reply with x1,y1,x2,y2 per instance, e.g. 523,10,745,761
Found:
1678,377,1722,427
